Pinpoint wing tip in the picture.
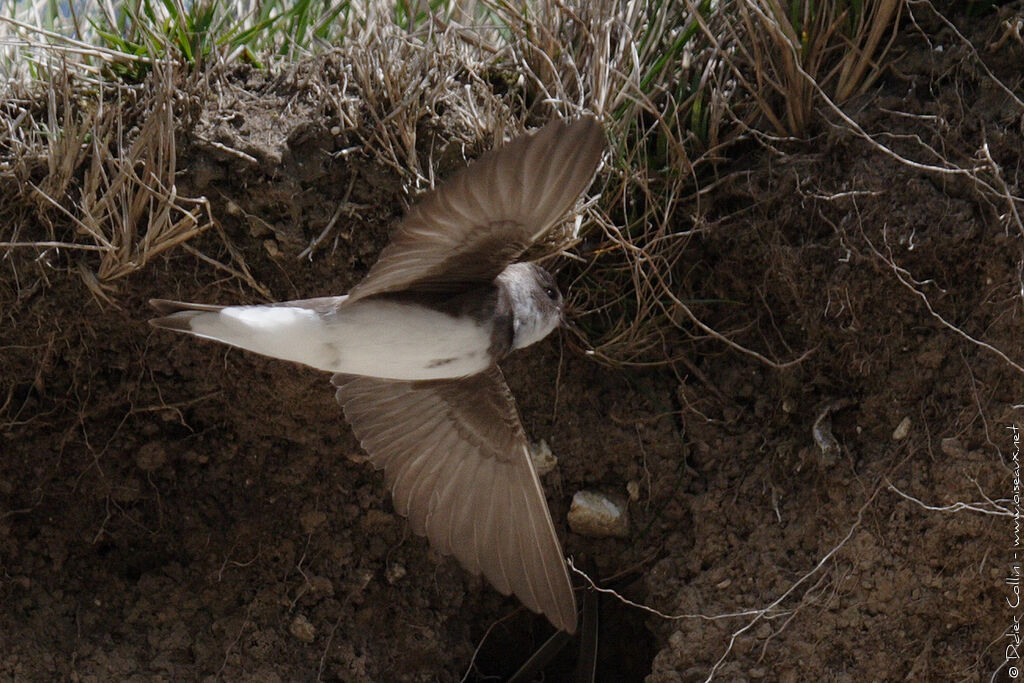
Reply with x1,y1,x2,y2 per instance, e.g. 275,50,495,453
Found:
149,298,186,316
570,115,605,166
149,298,226,314
557,114,605,178
554,604,579,634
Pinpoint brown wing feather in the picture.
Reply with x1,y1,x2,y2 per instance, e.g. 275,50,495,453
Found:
331,368,577,633
345,117,603,301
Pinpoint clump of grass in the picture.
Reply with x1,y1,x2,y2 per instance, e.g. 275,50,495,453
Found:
89,0,355,80
726,0,903,136
1,61,217,302
0,0,356,83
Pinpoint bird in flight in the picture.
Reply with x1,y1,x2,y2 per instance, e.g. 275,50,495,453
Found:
150,116,604,634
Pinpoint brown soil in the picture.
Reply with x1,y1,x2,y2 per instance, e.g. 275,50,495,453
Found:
2,8,1022,682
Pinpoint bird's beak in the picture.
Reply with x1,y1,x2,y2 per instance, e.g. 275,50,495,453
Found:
560,307,579,334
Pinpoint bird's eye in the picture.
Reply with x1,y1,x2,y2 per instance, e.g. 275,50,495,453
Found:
544,287,558,301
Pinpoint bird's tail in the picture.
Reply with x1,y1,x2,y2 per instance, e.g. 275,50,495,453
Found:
148,297,344,370
149,299,227,330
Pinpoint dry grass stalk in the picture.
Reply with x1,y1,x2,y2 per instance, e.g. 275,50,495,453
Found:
342,22,511,189
2,59,215,295
726,0,903,137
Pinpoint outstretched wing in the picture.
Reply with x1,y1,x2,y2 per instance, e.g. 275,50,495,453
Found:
345,117,603,301
332,367,577,633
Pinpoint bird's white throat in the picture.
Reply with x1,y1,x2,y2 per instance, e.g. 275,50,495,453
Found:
498,264,561,351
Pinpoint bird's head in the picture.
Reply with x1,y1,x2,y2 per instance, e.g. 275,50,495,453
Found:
498,262,563,351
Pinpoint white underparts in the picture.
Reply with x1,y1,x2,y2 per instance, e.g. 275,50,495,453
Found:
183,301,494,380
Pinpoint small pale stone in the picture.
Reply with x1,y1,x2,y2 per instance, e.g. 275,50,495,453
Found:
626,480,641,502
290,614,316,643
529,440,557,477
567,490,629,538
385,562,407,584
892,416,911,441
345,451,371,465
940,437,967,458
668,629,686,649
349,568,374,593
135,442,167,471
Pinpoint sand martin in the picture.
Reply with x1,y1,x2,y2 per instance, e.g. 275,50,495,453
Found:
149,116,604,633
